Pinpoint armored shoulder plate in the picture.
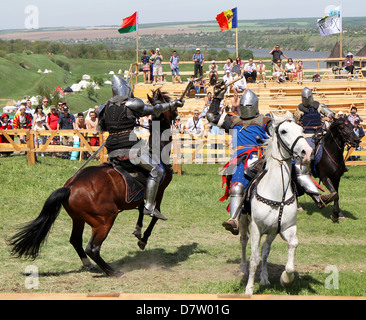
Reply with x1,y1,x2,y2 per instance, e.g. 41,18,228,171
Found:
125,98,145,114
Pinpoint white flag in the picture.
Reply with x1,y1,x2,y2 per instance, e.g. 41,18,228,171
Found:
317,5,342,36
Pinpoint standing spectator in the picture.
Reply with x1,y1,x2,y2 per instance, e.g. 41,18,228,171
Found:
186,109,204,135
243,58,257,83
141,50,151,84
192,48,205,78
344,52,355,75
86,110,99,146
152,48,164,85
285,58,296,82
347,106,363,125
0,113,13,157
149,49,155,83
257,60,267,84
74,112,87,130
47,105,60,157
223,58,233,74
296,60,304,85
57,106,75,147
33,117,48,157
269,45,289,63
273,59,285,83
208,60,218,85
169,50,183,84
42,97,50,115
32,105,50,130
25,99,34,115
12,105,33,143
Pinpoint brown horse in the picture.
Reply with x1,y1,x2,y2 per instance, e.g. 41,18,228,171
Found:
8,89,177,277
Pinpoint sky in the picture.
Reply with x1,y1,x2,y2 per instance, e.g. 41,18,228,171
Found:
0,0,365,30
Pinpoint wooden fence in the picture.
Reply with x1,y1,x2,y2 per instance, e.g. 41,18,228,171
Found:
1,130,365,174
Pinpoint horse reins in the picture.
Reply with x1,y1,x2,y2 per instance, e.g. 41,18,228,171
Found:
256,120,304,233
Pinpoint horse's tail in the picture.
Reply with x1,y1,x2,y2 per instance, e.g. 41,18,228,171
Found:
8,187,71,260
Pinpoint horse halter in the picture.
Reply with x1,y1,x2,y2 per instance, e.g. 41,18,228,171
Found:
275,120,305,162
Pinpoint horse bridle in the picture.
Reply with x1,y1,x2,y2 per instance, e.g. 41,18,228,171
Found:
275,120,305,162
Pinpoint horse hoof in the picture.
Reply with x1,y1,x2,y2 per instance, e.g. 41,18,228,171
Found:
338,212,346,220
112,271,124,278
132,230,142,240
138,240,146,250
331,215,339,223
280,271,294,287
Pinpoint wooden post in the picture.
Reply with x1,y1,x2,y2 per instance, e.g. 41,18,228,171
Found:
26,130,36,164
236,27,239,58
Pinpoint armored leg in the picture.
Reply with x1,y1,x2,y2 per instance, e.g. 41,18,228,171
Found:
294,163,337,209
136,153,167,220
222,182,245,235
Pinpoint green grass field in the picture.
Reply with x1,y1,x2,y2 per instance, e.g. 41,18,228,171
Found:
0,155,365,296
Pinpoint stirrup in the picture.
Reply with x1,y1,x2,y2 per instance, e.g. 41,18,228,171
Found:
222,218,239,235
143,207,168,221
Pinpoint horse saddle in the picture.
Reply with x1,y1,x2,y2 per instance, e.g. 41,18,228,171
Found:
305,136,323,178
103,160,149,203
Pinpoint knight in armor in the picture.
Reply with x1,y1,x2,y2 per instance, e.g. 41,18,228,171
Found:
207,86,336,235
294,87,337,209
98,75,184,220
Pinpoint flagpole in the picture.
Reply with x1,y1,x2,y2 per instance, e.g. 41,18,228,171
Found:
136,11,139,76
339,5,343,60
236,27,238,58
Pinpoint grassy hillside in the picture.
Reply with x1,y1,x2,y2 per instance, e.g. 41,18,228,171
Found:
0,53,132,113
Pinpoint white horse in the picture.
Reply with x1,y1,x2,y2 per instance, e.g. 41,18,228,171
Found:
239,112,313,296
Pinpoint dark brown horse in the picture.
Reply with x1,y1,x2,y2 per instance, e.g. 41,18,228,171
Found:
313,117,360,222
8,89,177,277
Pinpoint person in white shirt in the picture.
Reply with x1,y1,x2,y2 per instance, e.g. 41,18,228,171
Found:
243,58,257,83
223,71,233,94
256,60,267,84
186,109,204,135
232,74,248,93
285,58,296,82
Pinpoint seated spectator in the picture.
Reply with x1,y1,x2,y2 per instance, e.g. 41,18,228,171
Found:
235,57,244,69
208,61,219,85
243,58,257,83
344,52,355,75
194,78,207,98
350,119,365,160
204,92,213,108
186,75,197,98
285,58,296,82
12,105,33,143
273,59,285,83
296,60,304,84
223,58,233,74
256,60,267,84
186,109,204,136
86,110,99,146
347,106,363,125
223,70,233,94
231,93,240,115
172,116,184,134
232,74,248,93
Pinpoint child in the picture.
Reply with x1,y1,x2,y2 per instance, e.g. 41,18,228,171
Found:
350,119,365,160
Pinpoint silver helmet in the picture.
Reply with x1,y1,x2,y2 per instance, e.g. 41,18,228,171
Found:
239,90,259,119
301,87,314,107
112,75,133,99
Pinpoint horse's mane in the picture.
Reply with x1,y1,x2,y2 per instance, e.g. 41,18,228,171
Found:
264,112,295,161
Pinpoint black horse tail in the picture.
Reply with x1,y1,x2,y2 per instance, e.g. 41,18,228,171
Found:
8,187,71,260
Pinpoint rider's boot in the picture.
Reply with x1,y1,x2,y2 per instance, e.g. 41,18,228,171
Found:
143,176,167,220
222,182,245,235
295,164,337,209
